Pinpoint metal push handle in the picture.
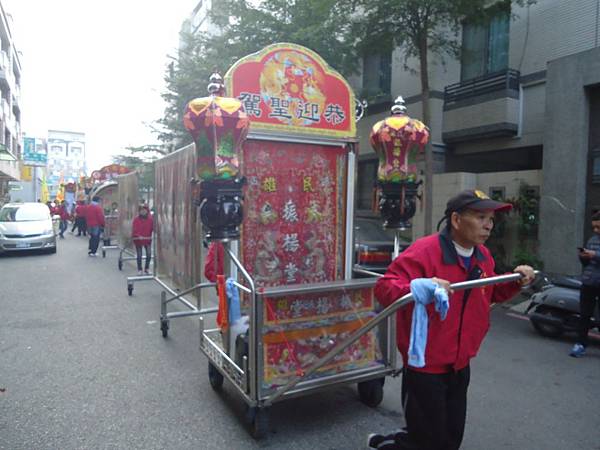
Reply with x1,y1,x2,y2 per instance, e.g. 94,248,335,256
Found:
264,271,529,406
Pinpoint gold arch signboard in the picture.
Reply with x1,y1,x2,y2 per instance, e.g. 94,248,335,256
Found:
225,43,356,140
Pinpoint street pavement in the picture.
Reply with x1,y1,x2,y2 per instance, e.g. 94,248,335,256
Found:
1,235,599,450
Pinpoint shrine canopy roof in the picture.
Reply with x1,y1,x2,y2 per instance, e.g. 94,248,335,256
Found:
225,43,356,141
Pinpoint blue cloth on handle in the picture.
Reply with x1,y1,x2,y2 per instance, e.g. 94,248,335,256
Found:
407,278,450,368
226,278,242,324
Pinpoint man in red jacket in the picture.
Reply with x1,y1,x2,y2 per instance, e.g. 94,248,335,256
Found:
72,200,87,236
57,201,70,239
132,205,154,275
86,196,105,256
367,189,534,450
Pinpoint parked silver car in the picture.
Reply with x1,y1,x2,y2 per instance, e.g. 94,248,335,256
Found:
0,202,57,254
354,217,411,275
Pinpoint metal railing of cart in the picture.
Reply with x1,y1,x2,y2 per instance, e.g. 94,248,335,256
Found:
100,214,119,258
196,246,530,438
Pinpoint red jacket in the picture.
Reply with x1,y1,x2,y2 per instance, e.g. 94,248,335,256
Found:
75,204,87,218
85,203,105,228
58,206,70,220
204,242,224,282
132,215,154,247
374,228,521,374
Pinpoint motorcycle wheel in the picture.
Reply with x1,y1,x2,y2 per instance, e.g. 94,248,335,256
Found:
530,306,564,338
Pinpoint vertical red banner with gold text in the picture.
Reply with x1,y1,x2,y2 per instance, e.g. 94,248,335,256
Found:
241,140,346,287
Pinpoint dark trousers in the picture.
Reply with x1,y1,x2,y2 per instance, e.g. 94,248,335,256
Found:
135,245,151,271
59,219,67,237
577,284,600,346
396,366,470,450
72,217,86,235
88,226,101,254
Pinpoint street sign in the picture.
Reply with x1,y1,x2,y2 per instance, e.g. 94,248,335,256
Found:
23,137,47,167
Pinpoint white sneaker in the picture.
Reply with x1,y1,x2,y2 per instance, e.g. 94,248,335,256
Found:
137,270,143,276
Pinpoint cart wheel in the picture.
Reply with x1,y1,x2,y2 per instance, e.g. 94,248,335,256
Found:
208,362,224,391
127,283,133,296
246,406,269,439
118,259,123,271
160,319,169,338
358,378,384,408
102,249,106,258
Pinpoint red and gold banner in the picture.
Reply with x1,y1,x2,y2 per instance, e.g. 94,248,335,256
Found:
261,287,381,388
91,164,132,182
225,43,356,139
241,140,347,287
264,286,375,325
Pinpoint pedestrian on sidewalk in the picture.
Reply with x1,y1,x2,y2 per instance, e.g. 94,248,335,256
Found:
570,211,600,358
85,196,105,256
132,205,153,275
57,201,70,239
367,189,534,450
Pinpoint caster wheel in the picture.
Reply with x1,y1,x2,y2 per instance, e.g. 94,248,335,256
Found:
246,406,269,439
208,362,224,391
118,259,123,271
160,320,169,338
358,378,384,408
102,250,106,258
127,284,133,296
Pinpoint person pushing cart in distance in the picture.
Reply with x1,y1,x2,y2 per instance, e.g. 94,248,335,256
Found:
86,196,105,257
367,189,535,450
132,204,153,275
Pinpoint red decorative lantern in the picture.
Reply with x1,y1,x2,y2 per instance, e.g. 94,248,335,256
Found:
183,73,250,181
369,97,430,229
369,97,429,183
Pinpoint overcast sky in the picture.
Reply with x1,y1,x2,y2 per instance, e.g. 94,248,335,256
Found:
4,0,195,173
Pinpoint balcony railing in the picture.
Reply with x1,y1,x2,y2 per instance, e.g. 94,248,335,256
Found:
444,69,520,107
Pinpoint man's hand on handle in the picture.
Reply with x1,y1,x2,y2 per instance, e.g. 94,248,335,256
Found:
431,277,454,295
513,265,535,286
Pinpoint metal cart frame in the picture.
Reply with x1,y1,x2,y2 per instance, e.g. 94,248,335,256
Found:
199,252,526,437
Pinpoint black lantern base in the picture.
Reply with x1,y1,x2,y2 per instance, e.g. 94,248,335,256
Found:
378,181,421,230
199,178,245,240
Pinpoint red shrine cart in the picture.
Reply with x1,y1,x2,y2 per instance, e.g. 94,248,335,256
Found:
190,43,398,438
127,43,529,440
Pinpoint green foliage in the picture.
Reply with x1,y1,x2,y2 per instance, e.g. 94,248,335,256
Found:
155,0,535,150
512,247,544,270
157,0,362,150
506,182,540,237
111,153,156,191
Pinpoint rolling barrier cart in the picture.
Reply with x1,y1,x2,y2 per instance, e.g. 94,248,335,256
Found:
101,213,119,257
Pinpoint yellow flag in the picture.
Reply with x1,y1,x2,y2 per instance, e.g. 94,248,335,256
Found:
41,174,50,203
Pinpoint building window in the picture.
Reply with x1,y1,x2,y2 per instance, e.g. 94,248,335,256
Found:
356,159,378,211
489,186,506,201
461,5,510,81
362,52,392,101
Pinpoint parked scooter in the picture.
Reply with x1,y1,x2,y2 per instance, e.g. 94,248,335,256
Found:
526,274,600,338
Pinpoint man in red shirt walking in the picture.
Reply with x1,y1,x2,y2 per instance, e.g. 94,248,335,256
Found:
367,190,534,450
57,201,70,239
132,205,153,275
85,196,105,256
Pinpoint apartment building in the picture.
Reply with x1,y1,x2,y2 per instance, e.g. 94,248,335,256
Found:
354,0,600,275
46,130,86,199
0,1,22,204
179,0,219,44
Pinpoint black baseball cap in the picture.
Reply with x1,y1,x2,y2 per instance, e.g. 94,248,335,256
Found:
445,189,512,216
